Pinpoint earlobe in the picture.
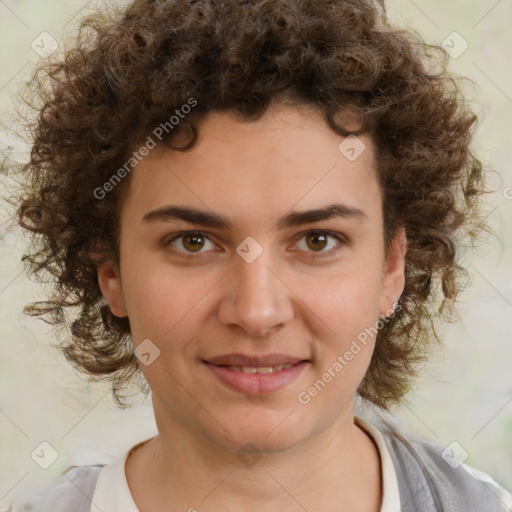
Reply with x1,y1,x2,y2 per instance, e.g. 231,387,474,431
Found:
96,259,128,318
380,226,407,317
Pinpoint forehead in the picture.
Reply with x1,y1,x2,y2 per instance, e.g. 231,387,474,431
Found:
120,104,382,229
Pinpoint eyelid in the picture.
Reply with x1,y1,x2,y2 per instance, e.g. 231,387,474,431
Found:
293,228,350,245
162,229,349,258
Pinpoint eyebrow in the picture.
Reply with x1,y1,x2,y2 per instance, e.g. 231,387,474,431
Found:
142,203,367,230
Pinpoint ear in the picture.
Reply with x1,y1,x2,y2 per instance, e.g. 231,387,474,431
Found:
379,226,407,317
96,259,128,318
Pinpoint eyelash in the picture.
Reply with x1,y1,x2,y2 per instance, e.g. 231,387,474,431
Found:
162,229,349,260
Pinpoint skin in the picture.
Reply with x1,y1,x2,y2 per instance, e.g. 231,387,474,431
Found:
97,102,406,511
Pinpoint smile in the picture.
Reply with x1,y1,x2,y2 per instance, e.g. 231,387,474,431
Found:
226,363,295,373
204,361,308,395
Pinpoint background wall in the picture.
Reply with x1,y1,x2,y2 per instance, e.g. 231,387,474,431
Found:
1,0,511,507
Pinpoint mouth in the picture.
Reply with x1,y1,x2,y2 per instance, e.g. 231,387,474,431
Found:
203,357,309,396
216,362,298,374
204,353,308,367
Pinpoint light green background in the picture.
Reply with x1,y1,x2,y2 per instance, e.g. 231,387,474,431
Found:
1,0,511,506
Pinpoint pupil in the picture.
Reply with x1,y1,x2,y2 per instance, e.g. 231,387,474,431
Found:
307,233,327,251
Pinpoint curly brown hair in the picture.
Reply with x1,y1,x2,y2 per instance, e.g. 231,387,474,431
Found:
4,0,488,409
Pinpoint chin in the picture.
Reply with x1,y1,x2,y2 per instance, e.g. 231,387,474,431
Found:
210,415,309,455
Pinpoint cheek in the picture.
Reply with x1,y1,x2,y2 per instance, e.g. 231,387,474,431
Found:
293,258,384,381
122,261,213,351
298,261,383,332
305,284,381,402
122,270,208,392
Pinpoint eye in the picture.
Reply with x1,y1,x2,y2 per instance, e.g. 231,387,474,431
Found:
163,231,216,256
293,230,347,257
162,229,348,259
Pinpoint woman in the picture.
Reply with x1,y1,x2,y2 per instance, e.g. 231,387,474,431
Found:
5,0,511,510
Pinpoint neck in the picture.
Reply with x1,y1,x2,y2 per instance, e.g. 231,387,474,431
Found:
125,405,382,512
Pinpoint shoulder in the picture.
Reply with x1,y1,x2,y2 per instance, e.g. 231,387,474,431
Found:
374,415,512,512
7,464,104,512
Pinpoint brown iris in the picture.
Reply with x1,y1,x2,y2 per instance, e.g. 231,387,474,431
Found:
305,232,328,251
181,233,205,252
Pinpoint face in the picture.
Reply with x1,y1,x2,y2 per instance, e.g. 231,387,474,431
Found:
97,103,406,454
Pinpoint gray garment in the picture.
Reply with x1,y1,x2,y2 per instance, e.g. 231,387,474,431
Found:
8,418,511,511
379,418,510,511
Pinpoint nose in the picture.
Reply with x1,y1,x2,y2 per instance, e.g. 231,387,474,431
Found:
217,247,294,337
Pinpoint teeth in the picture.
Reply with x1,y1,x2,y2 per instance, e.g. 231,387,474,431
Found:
227,363,294,373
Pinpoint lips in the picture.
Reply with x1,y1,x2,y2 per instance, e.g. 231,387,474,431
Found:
204,359,309,395
204,353,307,367
203,353,310,395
